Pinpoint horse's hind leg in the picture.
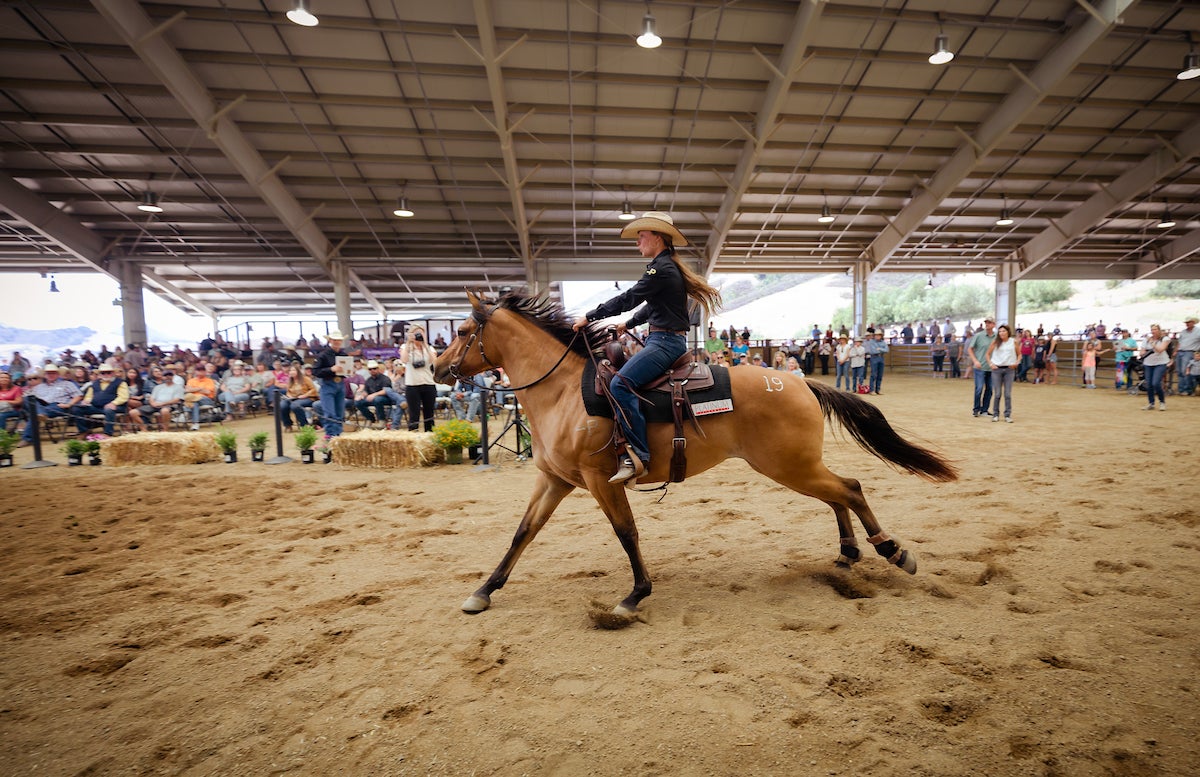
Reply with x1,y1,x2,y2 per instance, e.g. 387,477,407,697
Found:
825,501,861,568
462,470,575,613
749,459,916,575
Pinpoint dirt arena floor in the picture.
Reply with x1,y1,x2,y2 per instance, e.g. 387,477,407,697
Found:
2,372,1197,776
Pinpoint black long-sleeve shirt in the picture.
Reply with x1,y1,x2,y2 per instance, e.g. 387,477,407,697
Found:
584,250,689,332
312,345,345,382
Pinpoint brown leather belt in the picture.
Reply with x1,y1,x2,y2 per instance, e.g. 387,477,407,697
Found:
649,327,687,335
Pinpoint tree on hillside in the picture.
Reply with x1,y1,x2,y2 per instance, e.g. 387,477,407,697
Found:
1017,280,1073,312
1149,280,1200,299
831,280,991,329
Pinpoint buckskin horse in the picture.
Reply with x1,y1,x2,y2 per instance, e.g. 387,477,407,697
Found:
434,290,957,617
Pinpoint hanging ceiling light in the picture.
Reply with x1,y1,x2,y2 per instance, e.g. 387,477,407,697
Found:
1157,205,1176,229
49,274,60,293
995,194,1014,227
925,274,934,290
619,199,636,221
817,192,835,224
928,17,954,66
287,0,319,27
393,196,414,218
137,190,163,213
636,13,662,49
1179,51,1200,81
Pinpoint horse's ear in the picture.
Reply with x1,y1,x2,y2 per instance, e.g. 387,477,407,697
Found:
466,290,485,313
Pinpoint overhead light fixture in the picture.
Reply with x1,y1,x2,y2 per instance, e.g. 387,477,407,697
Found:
1157,205,1176,229
49,274,60,293
287,0,319,27
995,194,1014,227
817,191,835,224
929,17,954,65
636,13,662,49
137,191,163,213
925,274,934,290
619,199,636,221
1179,51,1200,81
393,196,414,218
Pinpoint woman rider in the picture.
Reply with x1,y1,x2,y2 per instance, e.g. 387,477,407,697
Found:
572,211,721,484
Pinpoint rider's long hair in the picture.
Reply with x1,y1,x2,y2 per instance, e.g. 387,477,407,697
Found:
655,232,723,319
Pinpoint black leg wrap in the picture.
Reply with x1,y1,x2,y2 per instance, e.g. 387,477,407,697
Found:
874,539,899,560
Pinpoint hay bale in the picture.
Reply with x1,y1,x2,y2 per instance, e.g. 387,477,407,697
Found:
102,432,222,466
328,430,442,468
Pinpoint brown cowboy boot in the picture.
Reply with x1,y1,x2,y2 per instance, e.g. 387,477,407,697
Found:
608,446,646,485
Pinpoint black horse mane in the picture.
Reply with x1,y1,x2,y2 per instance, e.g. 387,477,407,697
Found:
485,288,608,359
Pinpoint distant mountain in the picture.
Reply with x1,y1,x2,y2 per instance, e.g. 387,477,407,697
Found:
0,324,96,349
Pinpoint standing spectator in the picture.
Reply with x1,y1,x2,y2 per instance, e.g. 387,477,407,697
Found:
1080,340,1105,389
942,317,955,342
916,321,927,344
866,330,888,394
929,319,941,344
946,336,963,379
901,322,914,344
401,325,438,432
1176,317,1199,396
1032,337,1049,384
968,318,997,417
818,338,832,375
930,336,947,377
834,335,851,391
1140,324,1171,411
1112,329,1137,392
1045,336,1059,385
986,325,1020,423
849,338,867,392
312,331,348,437
1016,329,1036,382
9,351,30,382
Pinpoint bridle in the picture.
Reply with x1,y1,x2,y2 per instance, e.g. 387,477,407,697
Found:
447,303,582,393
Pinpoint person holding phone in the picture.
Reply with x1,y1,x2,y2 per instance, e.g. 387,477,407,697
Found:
401,325,438,431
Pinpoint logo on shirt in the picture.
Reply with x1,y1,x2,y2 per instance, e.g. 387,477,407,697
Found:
645,268,656,275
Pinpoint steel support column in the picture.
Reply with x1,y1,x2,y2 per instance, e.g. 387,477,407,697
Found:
116,259,147,347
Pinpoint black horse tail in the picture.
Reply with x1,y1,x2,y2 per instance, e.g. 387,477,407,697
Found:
806,380,958,483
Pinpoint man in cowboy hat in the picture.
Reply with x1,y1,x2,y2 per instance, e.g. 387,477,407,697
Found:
1177,316,1200,396
572,211,721,484
72,362,129,436
17,364,82,447
312,330,348,437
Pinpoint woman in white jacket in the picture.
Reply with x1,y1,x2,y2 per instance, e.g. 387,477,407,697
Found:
401,325,438,431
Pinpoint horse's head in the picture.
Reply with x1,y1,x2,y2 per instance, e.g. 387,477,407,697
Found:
433,290,500,385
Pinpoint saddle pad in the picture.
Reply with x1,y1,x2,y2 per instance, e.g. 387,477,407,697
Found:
581,360,733,424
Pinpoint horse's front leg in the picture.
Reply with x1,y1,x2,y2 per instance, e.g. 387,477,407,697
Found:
462,470,575,613
585,474,651,616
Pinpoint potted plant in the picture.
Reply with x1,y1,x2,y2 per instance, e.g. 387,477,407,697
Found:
294,425,319,464
84,435,106,465
248,431,269,462
215,428,238,463
62,438,87,466
319,440,333,464
432,419,480,464
0,428,18,468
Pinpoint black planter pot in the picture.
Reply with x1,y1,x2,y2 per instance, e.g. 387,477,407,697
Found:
322,451,333,464
251,450,265,462
223,450,237,463
300,449,315,464
88,454,102,466
67,455,83,466
468,444,480,461
0,453,13,468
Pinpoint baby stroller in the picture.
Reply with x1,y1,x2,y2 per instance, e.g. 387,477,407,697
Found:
1119,355,1144,394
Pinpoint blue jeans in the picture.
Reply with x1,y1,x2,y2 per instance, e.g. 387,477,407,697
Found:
1144,363,1166,406
851,365,865,390
610,331,686,465
869,356,885,393
973,369,993,415
73,405,122,436
355,395,394,423
835,361,849,390
189,397,214,423
319,379,345,436
1177,351,1194,394
279,397,314,429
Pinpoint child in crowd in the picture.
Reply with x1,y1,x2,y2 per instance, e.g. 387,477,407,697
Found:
1080,340,1109,389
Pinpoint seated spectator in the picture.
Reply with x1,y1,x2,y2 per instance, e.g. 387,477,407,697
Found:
71,363,128,436
355,360,395,429
123,367,146,415
386,359,407,429
19,364,82,446
218,361,252,417
130,369,184,431
451,376,479,421
183,364,217,430
279,362,317,432
0,370,23,432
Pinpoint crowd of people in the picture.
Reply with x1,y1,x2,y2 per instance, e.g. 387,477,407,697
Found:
0,326,496,449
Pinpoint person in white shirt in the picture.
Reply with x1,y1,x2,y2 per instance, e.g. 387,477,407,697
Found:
985,325,1020,422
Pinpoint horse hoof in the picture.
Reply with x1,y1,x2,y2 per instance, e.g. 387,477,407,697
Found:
897,549,917,575
461,593,491,613
611,603,638,618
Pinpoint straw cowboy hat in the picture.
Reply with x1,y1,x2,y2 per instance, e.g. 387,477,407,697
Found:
325,331,345,340
619,211,688,246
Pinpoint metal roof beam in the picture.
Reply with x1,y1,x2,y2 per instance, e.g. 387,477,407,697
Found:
0,171,116,278
866,0,1135,275
141,267,217,319
1012,118,1200,281
702,0,824,275
1134,228,1200,280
